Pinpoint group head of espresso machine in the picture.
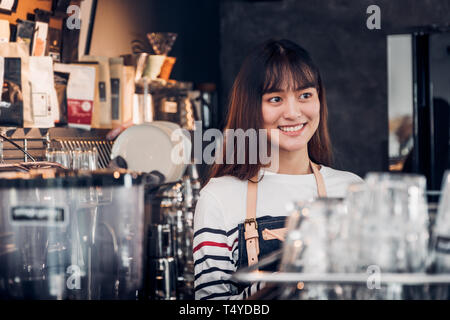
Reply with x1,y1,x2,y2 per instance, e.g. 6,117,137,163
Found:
144,163,201,300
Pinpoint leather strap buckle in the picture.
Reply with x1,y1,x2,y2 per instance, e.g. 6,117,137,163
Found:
244,218,258,229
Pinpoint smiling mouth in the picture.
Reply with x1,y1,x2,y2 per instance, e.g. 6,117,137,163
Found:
278,123,306,132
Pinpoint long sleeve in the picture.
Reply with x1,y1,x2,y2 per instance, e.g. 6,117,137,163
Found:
193,189,250,300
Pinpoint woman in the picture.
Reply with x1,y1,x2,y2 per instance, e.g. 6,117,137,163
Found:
193,39,363,300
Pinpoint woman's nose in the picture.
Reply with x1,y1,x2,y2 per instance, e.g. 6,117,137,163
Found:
283,97,302,119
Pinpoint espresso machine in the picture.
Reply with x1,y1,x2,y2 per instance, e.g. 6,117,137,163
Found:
0,169,163,300
144,163,200,300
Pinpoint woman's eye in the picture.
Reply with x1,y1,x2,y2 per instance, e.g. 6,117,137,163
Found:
268,96,282,103
300,92,313,99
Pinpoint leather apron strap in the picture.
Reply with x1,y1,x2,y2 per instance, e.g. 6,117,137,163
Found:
244,160,327,267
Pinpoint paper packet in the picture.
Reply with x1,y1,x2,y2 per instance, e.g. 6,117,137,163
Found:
54,63,96,130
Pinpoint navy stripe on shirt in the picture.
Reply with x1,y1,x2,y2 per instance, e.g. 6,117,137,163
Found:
200,292,234,300
195,279,239,292
194,267,234,281
194,255,235,267
194,226,239,238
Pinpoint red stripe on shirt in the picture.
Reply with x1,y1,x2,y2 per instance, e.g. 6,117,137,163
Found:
193,241,233,253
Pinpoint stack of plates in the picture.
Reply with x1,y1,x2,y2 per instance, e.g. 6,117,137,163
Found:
111,121,191,182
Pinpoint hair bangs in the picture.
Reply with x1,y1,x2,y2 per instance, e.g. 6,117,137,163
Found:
261,54,319,94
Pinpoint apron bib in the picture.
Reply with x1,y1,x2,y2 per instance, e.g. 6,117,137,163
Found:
236,161,327,271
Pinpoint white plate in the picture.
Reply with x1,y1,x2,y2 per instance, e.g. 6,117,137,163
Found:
149,121,192,180
111,122,191,182
111,124,175,181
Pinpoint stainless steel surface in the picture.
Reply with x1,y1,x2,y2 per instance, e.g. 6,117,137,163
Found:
147,257,177,300
232,249,450,285
0,170,147,300
148,224,173,258
144,165,199,300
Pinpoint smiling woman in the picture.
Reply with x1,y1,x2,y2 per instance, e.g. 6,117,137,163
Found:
193,39,363,300
209,39,332,180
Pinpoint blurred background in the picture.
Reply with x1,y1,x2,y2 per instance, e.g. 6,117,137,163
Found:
86,0,449,179
1,0,449,182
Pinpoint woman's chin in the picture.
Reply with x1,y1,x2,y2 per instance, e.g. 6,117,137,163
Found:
278,142,308,153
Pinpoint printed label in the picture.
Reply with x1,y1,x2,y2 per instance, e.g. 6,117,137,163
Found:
67,98,93,125
11,206,65,226
99,81,106,102
110,78,120,120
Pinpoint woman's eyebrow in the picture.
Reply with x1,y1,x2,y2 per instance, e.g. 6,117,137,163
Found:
262,88,284,94
295,84,316,91
262,84,316,94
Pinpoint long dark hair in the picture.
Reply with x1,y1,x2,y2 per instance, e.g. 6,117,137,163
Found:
207,39,333,183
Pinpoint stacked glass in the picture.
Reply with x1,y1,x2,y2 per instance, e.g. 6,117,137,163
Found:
46,147,98,170
280,172,431,300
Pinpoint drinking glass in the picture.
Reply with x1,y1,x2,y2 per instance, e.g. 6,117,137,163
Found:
430,171,450,299
72,148,98,171
280,198,351,299
362,173,429,273
357,173,430,299
433,171,450,270
46,149,71,168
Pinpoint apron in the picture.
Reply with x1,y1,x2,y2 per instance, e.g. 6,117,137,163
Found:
236,161,327,272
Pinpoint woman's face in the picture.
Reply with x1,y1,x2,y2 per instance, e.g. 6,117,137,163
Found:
262,85,320,153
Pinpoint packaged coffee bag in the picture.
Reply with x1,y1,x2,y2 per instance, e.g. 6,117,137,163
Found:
0,19,9,43
54,71,70,125
28,56,57,128
74,61,101,129
16,20,35,50
0,57,24,127
109,57,124,128
47,17,63,62
32,21,48,57
0,43,31,127
54,63,96,130
80,56,112,128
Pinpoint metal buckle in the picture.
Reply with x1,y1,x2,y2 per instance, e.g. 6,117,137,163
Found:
244,218,258,229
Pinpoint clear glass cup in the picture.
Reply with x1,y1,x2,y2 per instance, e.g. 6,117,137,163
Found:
356,173,430,300
71,148,98,171
280,198,351,299
280,173,431,300
46,149,71,168
432,171,450,276
362,172,429,274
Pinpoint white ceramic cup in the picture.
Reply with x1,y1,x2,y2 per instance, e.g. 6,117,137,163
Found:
145,55,166,80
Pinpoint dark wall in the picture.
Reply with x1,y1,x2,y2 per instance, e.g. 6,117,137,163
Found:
219,0,450,177
143,0,220,85
91,0,220,86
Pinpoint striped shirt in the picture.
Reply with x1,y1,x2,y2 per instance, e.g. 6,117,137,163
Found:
193,166,363,300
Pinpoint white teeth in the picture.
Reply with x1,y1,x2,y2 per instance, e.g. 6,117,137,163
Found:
279,124,305,132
